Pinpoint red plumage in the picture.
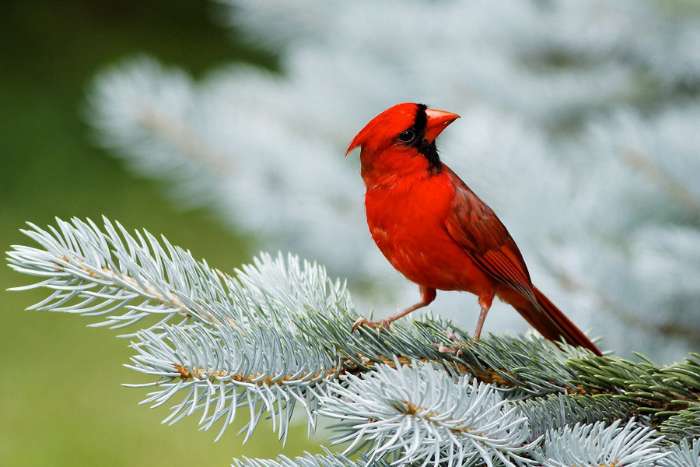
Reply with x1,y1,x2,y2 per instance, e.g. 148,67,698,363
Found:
347,102,601,356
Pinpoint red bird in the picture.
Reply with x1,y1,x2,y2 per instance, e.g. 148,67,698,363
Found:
347,102,601,355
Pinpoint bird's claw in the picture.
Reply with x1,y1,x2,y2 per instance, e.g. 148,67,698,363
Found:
437,344,463,355
352,317,391,333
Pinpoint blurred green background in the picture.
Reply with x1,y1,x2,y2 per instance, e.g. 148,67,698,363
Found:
0,1,319,465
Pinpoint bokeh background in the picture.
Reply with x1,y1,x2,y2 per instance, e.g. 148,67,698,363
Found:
3,0,700,465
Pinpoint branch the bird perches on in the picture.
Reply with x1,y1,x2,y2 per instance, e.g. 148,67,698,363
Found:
7,217,700,466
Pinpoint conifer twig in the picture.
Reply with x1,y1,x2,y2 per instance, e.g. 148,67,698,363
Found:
7,217,700,466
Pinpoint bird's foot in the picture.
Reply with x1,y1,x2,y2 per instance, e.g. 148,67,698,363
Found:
436,343,463,356
351,317,392,333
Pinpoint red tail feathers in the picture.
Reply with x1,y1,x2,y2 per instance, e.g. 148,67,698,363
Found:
514,286,602,356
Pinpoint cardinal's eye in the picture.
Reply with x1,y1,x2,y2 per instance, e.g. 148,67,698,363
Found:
398,129,415,143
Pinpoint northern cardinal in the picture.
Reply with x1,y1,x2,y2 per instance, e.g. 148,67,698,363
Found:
347,102,601,355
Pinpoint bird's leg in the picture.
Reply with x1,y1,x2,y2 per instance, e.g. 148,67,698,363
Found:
474,306,489,340
352,286,436,332
473,294,494,340
438,294,493,354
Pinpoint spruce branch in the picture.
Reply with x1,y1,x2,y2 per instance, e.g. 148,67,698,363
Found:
568,353,700,415
301,309,594,397
659,439,700,467
538,419,667,466
319,361,538,466
5,217,354,335
6,218,353,442
447,332,590,395
126,322,337,442
517,394,638,440
6,217,226,330
659,405,700,443
7,217,700,465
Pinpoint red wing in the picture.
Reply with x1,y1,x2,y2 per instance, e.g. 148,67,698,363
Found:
443,168,534,298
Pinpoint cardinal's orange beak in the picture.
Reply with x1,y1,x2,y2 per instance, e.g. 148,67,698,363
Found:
424,108,460,143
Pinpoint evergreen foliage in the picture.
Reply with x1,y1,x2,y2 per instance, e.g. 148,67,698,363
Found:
7,217,700,465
